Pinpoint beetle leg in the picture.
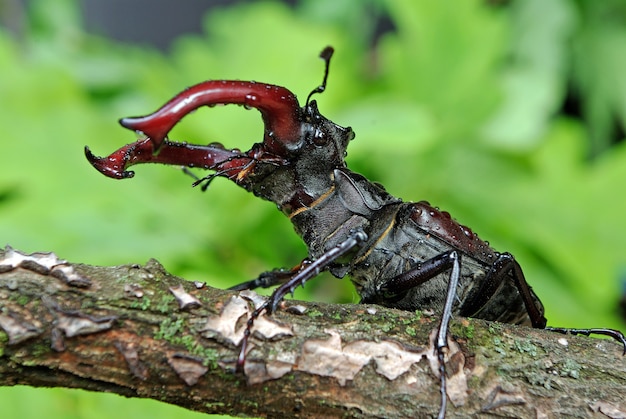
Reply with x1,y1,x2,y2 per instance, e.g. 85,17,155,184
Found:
365,250,460,419
450,253,626,353
364,250,461,351
228,260,311,292
452,254,626,353
375,250,459,301
436,251,460,419
480,258,626,352
236,229,368,371
458,252,547,328
544,327,626,354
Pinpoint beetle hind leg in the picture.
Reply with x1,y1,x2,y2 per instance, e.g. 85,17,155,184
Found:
544,327,626,354
365,250,461,419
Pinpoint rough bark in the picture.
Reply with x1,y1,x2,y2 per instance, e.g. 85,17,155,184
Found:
0,247,624,419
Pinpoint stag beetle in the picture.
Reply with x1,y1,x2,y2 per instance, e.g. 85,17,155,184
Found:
86,47,625,418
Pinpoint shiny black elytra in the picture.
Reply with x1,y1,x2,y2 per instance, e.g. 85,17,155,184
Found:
85,47,625,419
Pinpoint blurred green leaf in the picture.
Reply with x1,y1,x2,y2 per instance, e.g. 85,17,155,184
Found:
572,0,626,156
484,0,576,149
379,0,506,139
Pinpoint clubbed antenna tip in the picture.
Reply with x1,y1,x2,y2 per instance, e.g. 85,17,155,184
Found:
306,46,334,107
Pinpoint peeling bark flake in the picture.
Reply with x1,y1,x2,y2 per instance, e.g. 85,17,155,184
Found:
482,384,527,412
41,295,117,337
124,283,145,298
445,349,468,407
238,289,267,309
55,312,117,337
200,296,249,346
244,359,293,385
167,354,208,386
296,330,426,386
0,312,43,345
0,246,61,273
425,330,468,407
0,246,91,287
250,315,293,341
114,341,149,380
343,339,425,380
50,265,92,288
285,304,307,315
200,295,293,348
50,327,65,352
589,401,626,419
169,285,202,310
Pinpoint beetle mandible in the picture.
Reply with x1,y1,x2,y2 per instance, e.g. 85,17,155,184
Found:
86,47,626,418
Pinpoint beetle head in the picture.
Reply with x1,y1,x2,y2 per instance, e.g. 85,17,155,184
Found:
85,47,353,212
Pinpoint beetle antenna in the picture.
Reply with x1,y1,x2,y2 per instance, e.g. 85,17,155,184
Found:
305,46,334,107
181,167,214,191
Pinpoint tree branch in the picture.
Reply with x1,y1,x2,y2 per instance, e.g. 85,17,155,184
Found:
0,247,624,418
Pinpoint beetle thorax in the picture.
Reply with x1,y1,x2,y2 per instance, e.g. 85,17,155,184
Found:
246,102,355,215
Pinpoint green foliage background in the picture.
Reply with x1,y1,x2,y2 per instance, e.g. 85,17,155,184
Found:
1,0,625,417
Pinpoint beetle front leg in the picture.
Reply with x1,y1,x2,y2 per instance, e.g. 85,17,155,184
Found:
236,229,368,371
